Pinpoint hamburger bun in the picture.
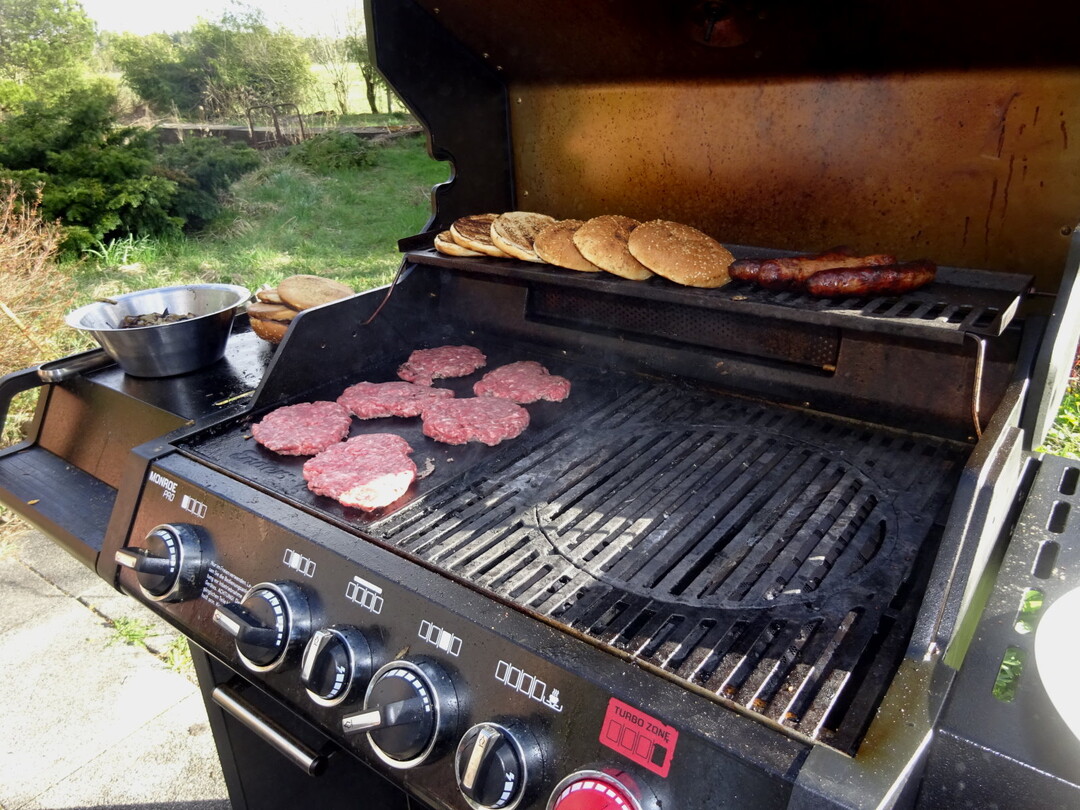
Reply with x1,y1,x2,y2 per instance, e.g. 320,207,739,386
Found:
256,287,284,304
627,220,734,288
434,229,482,257
449,213,511,258
277,274,353,310
490,211,557,263
573,215,653,281
247,302,298,322
533,219,602,272
248,314,290,344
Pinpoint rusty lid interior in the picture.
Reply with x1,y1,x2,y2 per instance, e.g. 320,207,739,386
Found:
377,0,1080,291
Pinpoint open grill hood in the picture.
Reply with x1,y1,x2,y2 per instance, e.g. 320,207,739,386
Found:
367,0,1080,450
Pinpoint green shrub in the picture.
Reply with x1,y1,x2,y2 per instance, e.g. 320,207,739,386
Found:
0,88,264,251
0,85,186,251
287,132,374,173
156,137,262,229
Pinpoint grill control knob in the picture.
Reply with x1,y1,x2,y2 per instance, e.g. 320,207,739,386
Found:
455,722,541,809
547,770,654,810
213,581,311,672
342,659,459,768
115,523,204,602
300,626,372,706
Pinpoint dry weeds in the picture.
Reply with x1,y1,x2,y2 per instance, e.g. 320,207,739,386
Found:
0,182,91,446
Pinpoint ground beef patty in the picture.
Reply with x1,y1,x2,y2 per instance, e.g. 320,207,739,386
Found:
251,401,352,456
338,381,454,419
303,433,417,511
397,345,487,386
421,397,529,446
473,361,571,403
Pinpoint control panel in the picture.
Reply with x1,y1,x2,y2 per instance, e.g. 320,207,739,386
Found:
117,453,804,810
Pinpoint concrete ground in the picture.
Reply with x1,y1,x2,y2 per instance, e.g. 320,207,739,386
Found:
0,528,230,810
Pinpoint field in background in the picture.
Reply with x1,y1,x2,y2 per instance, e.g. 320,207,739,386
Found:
70,134,447,306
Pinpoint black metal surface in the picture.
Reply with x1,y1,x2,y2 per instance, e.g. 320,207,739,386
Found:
191,645,425,810
406,248,1031,345
919,452,1080,807
367,0,514,226
0,445,115,566
179,342,966,753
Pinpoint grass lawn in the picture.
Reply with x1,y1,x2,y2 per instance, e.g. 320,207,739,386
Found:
69,134,449,303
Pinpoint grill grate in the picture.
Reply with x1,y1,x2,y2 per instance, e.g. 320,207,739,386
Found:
407,249,1031,343
181,359,965,754
373,379,964,752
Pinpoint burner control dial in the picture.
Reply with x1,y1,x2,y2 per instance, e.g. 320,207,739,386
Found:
342,659,459,768
300,626,372,706
455,722,540,810
547,771,654,810
115,523,204,602
213,581,311,672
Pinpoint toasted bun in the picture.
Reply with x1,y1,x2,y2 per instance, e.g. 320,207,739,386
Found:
573,215,653,281
533,219,602,272
247,301,298,322
627,220,734,288
249,316,289,344
256,287,283,304
490,211,556,263
434,229,483,257
449,214,511,258
277,274,353,310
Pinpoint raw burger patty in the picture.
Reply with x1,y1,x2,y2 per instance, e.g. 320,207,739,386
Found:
397,345,487,386
251,401,352,456
303,434,417,511
421,397,529,446
473,361,571,403
338,381,454,419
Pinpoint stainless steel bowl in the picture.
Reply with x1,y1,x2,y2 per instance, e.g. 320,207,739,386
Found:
65,284,251,377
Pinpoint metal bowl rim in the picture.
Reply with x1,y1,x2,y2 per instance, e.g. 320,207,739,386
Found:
65,283,252,333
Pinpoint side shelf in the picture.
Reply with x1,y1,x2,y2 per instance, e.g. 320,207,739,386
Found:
0,444,116,568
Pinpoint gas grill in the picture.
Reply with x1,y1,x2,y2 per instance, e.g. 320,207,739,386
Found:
3,1,1080,809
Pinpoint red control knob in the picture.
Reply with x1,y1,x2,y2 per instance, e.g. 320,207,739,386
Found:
547,771,645,810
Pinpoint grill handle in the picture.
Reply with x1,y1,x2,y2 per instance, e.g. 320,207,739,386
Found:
211,684,328,776
0,349,112,436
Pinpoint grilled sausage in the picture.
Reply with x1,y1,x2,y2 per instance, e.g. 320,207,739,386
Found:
729,246,858,286
757,252,896,291
804,260,937,298
729,258,764,282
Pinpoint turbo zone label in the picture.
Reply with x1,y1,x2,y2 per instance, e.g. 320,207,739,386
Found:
599,698,678,777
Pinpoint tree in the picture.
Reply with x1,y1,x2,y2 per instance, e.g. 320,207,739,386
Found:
344,33,384,115
307,36,352,116
111,10,314,120
0,0,96,111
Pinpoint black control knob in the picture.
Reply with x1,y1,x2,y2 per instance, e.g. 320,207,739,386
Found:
300,626,372,706
342,659,459,768
115,523,204,602
455,722,541,810
213,581,311,672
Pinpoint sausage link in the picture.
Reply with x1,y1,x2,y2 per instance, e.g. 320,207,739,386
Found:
729,258,764,282
757,252,895,291
730,247,853,283
804,260,937,298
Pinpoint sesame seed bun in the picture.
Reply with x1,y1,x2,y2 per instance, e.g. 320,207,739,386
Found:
533,219,602,272
627,220,734,288
573,215,653,281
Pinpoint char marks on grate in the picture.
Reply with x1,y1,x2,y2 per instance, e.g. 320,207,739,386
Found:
376,380,963,752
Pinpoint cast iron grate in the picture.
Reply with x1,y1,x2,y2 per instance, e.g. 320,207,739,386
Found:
372,379,965,753
406,249,1030,342
180,362,964,753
